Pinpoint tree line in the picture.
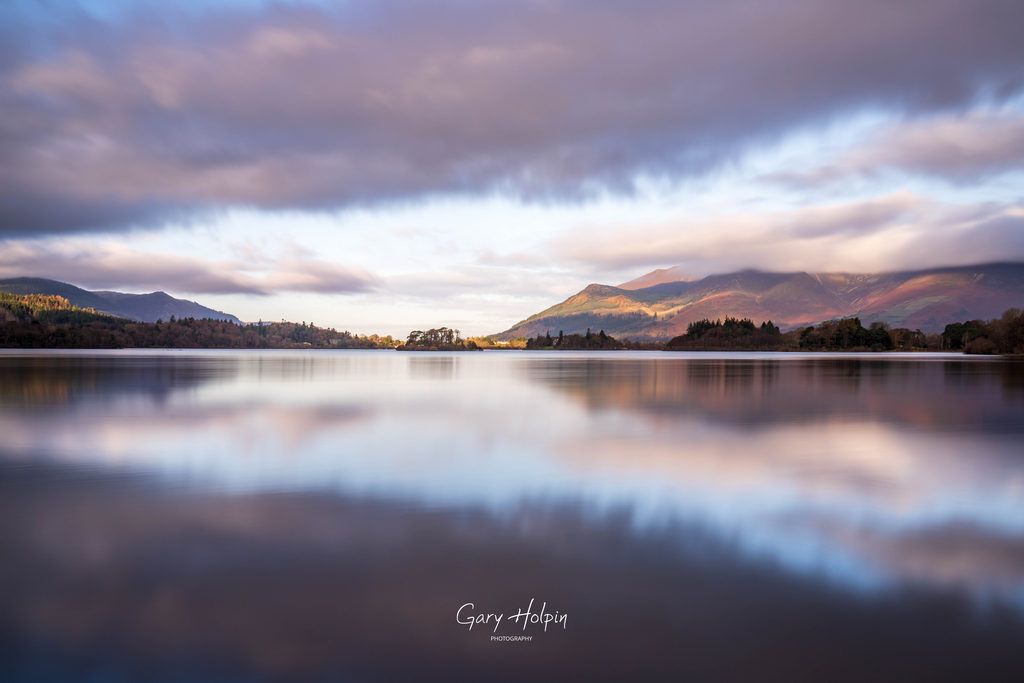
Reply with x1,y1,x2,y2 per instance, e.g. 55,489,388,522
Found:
3,291,1022,354
940,310,1024,354
663,309,1024,353
665,315,929,351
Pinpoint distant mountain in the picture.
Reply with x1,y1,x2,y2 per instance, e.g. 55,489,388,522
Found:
617,266,696,290
0,278,240,323
497,263,1024,339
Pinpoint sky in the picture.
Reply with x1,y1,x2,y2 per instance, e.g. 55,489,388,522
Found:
1,0,1023,336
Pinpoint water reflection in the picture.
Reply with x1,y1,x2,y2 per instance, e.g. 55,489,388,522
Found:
528,356,1024,433
1,350,1023,681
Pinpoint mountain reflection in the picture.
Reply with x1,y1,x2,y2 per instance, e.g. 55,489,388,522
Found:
0,351,1023,681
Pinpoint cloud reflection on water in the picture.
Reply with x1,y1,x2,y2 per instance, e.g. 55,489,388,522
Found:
1,351,1023,605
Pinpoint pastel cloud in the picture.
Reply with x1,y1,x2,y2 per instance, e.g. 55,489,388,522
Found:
2,0,1023,235
771,109,1024,186
0,240,376,295
550,193,1024,274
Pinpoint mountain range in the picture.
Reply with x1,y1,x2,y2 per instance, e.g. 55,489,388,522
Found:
497,262,1024,339
0,278,240,324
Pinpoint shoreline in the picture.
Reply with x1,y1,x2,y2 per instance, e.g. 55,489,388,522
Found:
0,347,1005,358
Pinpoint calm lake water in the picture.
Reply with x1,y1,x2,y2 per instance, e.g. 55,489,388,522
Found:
1,350,1023,681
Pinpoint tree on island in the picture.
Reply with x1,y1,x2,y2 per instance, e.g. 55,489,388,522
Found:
525,328,624,350
667,317,784,350
797,318,893,351
398,327,479,351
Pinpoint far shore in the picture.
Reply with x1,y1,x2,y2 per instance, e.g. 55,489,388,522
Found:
2,294,1021,355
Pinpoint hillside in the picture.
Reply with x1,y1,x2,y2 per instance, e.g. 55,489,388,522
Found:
496,263,1024,339
0,292,397,349
0,277,240,323
0,292,114,325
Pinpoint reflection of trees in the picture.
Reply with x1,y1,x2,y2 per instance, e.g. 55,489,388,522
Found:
685,359,777,394
408,355,457,379
524,357,1024,434
0,355,236,408
999,360,1024,398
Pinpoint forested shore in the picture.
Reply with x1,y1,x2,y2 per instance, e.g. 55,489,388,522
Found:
3,292,1022,354
522,309,1024,355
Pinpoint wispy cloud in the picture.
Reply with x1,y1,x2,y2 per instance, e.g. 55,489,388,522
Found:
0,240,376,295
551,193,1024,274
769,109,1024,186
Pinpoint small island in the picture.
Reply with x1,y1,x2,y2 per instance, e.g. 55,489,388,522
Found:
525,328,625,350
397,327,479,351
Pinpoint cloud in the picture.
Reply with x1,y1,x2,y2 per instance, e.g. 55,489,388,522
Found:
261,258,378,295
386,264,576,302
550,193,1024,274
0,240,376,295
2,0,1023,235
771,109,1024,186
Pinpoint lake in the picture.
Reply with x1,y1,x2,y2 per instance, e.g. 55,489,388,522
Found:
1,350,1023,681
